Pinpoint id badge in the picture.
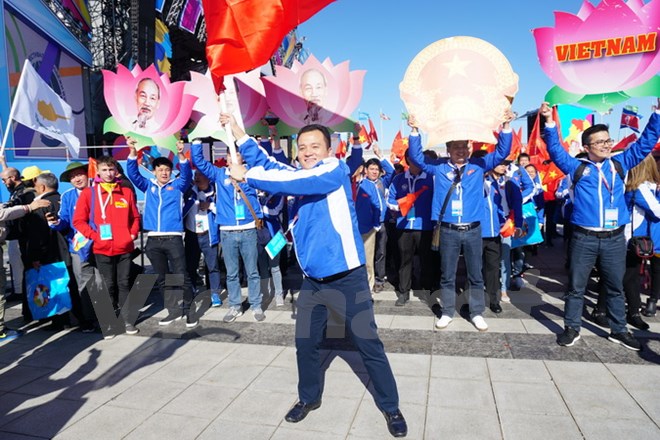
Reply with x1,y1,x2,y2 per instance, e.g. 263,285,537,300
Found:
451,200,463,217
99,223,113,240
235,204,246,221
406,206,416,219
604,208,618,229
265,231,287,259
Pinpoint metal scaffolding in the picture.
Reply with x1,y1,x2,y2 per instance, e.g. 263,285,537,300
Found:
88,0,132,71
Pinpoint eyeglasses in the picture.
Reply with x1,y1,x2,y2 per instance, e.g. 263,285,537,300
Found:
588,139,614,148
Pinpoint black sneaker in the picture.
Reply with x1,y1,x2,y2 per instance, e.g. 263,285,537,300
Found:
627,314,650,331
557,327,580,346
159,311,183,326
590,310,610,328
124,323,139,335
608,332,641,351
186,313,199,328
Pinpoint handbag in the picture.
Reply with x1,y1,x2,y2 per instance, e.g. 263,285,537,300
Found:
25,261,72,320
629,192,654,259
431,167,463,251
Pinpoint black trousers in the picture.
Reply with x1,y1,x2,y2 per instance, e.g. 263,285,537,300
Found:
95,252,132,312
622,249,647,315
146,236,194,313
374,225,387,283
397,229,433,295
482,236,501,305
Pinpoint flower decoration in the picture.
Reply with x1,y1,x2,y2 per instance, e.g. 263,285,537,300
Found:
400,36,518,146
102,64,197,151
262,55,366,129
533,0,660,111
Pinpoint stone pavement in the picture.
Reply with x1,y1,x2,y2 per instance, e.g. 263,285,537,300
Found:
1,243,660,439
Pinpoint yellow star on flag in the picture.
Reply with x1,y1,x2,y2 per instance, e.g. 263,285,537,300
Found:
402,138,409,146
359,135,367,143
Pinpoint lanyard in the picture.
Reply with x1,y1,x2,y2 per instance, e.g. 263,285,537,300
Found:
97,185,113,221
595,160,616,206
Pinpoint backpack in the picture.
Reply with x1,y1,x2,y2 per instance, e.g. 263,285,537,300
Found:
570,159,625,190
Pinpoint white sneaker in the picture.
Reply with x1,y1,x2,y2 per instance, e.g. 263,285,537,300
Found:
472,315,488,332
435,315,453,329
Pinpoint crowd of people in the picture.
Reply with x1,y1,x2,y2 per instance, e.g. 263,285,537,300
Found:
0,100,659,437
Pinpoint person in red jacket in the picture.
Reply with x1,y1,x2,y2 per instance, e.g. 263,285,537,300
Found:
73,155,141,337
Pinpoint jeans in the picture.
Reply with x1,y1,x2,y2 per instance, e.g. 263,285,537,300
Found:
566,229,627,333
184,229,221,294
439,225,485,318
221,229,261,309
258,244,283,297
295,266,399,412
146,235,194,313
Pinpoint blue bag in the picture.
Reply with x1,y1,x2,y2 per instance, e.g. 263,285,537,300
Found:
25,261,72,319
512,202,544,249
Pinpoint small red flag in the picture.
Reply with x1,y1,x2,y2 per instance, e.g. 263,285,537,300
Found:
397,185,429,217
88,157,97,179
368,118,378,142
358,124,372,146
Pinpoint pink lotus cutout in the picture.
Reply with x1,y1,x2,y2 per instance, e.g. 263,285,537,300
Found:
262,55,366,129
533,0,660,95
185,69,268,141
102,64,197,150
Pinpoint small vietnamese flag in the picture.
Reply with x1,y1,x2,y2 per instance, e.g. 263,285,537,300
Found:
88,157,97,179
368,118,378,142
397,185,429,217
358,124,372,146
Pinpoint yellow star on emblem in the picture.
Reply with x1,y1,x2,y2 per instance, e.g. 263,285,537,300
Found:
443,54,471,78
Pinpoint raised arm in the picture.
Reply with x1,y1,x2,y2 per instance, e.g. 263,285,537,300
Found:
126,137,151,193
540,103,578,176
173,141,192,192
190,140,223,183
483,109,514,170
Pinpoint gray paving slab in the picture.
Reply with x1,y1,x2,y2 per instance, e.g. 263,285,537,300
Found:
158,383,242,420
216,388,297,426
492,381,569,416
123,413,210,440
424,407,501,440
427,378,496,411
498,413,583,440
54,406,152,440
573,415,660,440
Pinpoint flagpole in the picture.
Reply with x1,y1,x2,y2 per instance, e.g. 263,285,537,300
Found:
0,60,29,156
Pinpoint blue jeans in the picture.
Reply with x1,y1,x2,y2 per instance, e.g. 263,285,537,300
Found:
184,229,221,294
439,225,485,318
566,229,627,333
221,229,261,309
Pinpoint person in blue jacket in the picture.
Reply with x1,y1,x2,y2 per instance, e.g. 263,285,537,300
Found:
183,170,222,307
126,138,195,327
222,113,407,438
542,99,660,350
407,111,513,332
190,140,265,324
48,162,97,332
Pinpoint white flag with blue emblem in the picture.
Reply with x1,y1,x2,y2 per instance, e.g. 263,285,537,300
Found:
11,60,80,156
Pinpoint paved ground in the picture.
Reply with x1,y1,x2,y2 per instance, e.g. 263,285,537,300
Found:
1,242,660,439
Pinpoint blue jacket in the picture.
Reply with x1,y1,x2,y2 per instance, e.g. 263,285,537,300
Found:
126,157,192,233
51,187,92,261
407,131,512,223
237,136,365,279
626,183,660,252
482,175,523,238
386,170,434,231
182,185,220,246
260,193,284,237
355,178,383,234
191,142,263,228
543,111,660,229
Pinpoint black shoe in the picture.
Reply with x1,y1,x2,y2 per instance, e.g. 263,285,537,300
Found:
395,295,406,307
124,323,139,335
608,332,641,351
382,409,408,438
557,327,580,347
643,299,657,317
590,310,610,328
284,400,321,423
373,283,384,293
186,313,199,328
159,311,183,326
490,303,502,314
627,314,650,331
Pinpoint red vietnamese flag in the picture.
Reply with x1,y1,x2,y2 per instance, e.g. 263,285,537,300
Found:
358,124,372,146
391,130,408,158
368,118,378,142
202,0,335,89
88,157,97,179
397,185,429,217
335,138,347,158
506,127,523,161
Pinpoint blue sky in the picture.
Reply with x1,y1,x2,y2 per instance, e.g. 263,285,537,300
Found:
297,0,657,147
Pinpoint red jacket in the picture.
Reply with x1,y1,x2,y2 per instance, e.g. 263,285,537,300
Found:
73,183,140,256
